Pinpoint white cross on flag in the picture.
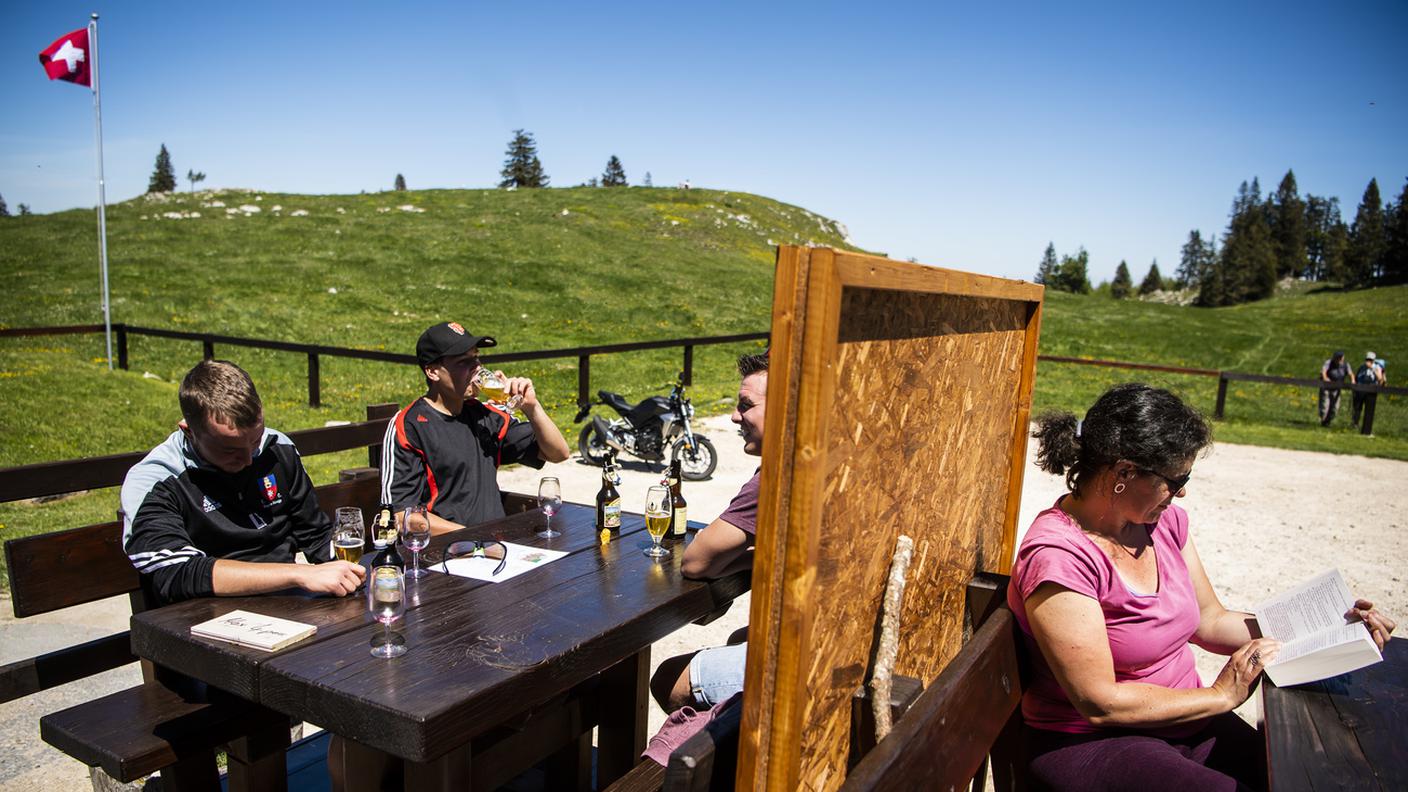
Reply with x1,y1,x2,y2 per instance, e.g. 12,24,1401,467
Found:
39,27,91,87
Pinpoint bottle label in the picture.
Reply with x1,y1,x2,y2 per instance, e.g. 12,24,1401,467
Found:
604,501,622,529
671,506,687,535
372,509,396,548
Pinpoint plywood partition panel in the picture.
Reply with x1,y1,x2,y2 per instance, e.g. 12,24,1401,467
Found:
737,248,1043,791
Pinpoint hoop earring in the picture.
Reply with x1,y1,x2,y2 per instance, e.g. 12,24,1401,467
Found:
1113,483,1126,495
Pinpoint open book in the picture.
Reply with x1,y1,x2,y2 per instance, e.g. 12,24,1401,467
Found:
190,610,317,651
1253,569,1382,687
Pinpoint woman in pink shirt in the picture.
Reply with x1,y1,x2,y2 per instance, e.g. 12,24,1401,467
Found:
1008,384,1395,791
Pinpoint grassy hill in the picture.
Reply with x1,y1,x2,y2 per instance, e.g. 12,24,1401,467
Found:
1,186,1404,554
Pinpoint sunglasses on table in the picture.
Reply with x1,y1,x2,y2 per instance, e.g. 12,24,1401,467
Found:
440,540,508,576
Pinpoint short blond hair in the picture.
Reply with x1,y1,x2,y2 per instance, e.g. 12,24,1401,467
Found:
179,360,263,432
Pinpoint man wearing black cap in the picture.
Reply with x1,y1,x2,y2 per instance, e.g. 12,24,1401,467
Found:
379,321,571,534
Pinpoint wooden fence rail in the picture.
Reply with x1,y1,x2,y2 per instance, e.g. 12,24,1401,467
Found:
0,324,769,410
3,325,1402,433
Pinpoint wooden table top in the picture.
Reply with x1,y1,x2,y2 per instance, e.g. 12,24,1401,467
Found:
131,503,747,763
1262,639,1407,791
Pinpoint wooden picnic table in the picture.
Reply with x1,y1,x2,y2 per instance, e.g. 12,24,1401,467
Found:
1262,639,1407,791
130,502,748,791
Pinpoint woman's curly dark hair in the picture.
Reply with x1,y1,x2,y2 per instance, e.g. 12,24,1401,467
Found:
1032,383,1211,495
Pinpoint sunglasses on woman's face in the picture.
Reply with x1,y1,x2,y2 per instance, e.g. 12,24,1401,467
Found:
440,540,508,576
1141,467,1192,493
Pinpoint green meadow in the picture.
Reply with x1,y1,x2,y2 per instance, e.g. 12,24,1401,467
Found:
1,187,1404,570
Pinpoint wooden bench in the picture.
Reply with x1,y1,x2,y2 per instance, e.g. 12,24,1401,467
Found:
3,472,386,790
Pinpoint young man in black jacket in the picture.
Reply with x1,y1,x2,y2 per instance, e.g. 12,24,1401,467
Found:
122,360,365,605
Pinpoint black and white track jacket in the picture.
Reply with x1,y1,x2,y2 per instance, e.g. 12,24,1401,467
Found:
121,428,333,604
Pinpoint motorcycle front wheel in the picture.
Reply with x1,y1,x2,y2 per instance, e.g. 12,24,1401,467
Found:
578,424,612,466
671,436,718,481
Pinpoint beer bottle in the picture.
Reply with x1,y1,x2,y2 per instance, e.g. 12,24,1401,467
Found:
596,451,622,534
369,504,404,571
668,459,688,537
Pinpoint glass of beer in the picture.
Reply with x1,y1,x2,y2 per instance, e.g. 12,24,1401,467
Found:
368,566,407,658
643,486,671,558
538,477,563,539
472,367,523,411
333,507,365,564
401,505,431,579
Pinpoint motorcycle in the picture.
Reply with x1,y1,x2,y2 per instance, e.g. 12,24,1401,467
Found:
573,374,718,481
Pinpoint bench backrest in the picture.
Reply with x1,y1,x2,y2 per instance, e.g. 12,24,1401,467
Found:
840,573,1027,791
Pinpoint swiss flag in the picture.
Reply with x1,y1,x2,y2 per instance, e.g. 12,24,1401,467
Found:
39,27,91,87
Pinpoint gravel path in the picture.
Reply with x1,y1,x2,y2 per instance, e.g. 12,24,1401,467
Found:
4,415,1403,789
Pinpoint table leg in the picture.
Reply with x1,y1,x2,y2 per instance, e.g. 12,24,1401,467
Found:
404,742,472,791
333,735,402,792
158,748,220,791
596,647,650,786
225,715,292,792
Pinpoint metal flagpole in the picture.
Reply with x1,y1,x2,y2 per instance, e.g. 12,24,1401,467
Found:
90,12,113,370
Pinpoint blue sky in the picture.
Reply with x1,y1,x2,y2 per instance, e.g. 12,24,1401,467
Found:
3,1,1405,284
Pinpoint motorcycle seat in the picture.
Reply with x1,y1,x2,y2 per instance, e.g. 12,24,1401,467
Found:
598,390,634,414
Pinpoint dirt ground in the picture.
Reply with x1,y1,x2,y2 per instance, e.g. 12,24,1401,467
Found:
2,415,1403,790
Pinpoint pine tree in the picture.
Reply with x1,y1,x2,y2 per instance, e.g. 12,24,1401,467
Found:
17,204,30,216
1345,178,1386,287
1139,261,1163,295
147,144,176,193
1269,170,1307,280
1383,178,1408,285
0,193,8,217
1304,196,1345,281
1111,260,1133,298
186,169,206,193
498,130,549,189
1176,230,1215,290
601,155,627,187
643,172,653,188
1217,178,1276,303
394,173,407,191
1051,248,1092,294
1035,242,1057,285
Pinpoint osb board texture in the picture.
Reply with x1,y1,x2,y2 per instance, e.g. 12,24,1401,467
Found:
797,286,1032,791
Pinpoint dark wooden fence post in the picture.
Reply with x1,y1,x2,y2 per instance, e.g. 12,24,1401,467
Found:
307,353,321,408
682,345,694,386
202,339,215,360
116,324,129,370
578,355,591,408
1362,390,1377,436
1214,374,1229,419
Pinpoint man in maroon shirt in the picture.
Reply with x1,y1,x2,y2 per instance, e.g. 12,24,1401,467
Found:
652,350,768,711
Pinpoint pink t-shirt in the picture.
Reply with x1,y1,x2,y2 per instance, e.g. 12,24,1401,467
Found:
1006,498,1203,735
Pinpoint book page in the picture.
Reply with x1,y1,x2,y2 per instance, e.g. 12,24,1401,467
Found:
1272,621,1373,665
191,609,317,651
1254,568,1354,642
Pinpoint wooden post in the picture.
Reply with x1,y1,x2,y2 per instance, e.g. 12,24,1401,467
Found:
1361,391,1377,436
202,339,215,360
115,324,128,370
1214,374,1229,419
683,344,694,386
307,352,321,407
577,354,591,408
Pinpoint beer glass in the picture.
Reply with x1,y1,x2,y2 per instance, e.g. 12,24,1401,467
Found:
401,505,431,579
643,486,671,558
473,367,523,411
538,477,563,539
333,507,364,563
368,566,407,658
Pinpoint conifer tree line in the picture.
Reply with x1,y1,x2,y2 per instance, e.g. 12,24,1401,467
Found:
1186,171,1408,306
1037,170,1408,305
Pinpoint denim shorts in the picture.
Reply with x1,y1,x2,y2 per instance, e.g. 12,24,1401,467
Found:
688,641,748,708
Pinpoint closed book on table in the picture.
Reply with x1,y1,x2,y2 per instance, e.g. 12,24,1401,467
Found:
190,609,317,651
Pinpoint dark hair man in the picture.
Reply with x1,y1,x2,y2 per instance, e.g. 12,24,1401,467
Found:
380,321,571,535
122,360,365,605
652,350,768,713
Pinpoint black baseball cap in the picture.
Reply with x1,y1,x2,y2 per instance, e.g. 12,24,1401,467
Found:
416,322,496,367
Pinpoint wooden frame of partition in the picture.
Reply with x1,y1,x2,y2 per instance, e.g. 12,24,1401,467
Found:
737,247,1043,791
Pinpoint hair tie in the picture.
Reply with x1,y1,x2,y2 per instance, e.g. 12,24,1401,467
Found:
1075,419,1083,438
